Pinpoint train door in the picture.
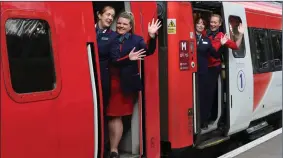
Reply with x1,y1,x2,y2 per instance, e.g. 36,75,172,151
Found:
1,2,101,158
130,2,161,158
222,2,254,135
94,2,161,158
158,1,198,154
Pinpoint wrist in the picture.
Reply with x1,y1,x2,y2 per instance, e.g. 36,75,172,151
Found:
149,33,156,38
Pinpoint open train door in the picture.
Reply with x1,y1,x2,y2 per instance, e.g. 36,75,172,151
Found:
116,2,161,158
222,2,254,135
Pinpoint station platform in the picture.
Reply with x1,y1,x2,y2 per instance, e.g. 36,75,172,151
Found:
219,128,282,158
235,133,282,158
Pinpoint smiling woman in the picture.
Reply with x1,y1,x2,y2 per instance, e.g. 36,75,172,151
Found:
106,11,161,157
116,12,135,35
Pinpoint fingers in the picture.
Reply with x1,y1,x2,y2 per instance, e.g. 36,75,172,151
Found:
135,49,145,54
138,55,146,58
154,18,159,25
130,47,136,53
157,21,162,29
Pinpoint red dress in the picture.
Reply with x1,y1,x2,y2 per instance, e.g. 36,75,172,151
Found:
106,66,135,116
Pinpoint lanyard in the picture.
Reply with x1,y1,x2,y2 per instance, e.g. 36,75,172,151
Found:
197,34,202,45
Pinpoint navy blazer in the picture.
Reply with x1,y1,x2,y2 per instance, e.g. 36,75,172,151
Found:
96,27,121,107
196,35,217,74
112,33,157,94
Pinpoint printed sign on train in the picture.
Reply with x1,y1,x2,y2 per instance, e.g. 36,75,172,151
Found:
167,19,176,34
179,40,189,70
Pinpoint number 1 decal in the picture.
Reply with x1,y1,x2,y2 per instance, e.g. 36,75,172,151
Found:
237,70,245,92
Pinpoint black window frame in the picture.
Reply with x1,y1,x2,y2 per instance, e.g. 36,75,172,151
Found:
268,29,282,72
248,27,273,74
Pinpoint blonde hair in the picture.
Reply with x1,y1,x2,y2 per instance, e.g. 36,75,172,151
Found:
211,14,222,24
118,11,135,34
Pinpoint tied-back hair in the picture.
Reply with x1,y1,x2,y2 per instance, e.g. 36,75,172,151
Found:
97,5,115,17
118,11,135,34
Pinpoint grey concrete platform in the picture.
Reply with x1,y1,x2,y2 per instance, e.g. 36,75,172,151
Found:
235,134,282,158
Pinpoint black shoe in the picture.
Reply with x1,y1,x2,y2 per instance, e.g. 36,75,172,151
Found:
201,122,208,130
109,152,120,158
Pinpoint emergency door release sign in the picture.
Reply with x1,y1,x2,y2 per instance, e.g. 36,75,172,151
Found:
179,40,189,71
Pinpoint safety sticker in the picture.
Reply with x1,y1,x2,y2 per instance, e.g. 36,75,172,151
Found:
167,19,176,34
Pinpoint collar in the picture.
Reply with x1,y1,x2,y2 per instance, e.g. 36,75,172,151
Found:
95,24,108,35
206,28,220,39
118,33,131,44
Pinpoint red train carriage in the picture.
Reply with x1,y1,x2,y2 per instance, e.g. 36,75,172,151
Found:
0,1,281,158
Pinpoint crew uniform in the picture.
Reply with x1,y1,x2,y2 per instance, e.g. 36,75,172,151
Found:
95,25,131,152
195,33,217,128
107,33,157,117
96,25,131,111
202,29,239,122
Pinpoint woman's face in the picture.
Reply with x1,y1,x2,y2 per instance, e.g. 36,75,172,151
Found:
210,16,221,31
196,19,205,33
98,7,115,28
116,17,132,35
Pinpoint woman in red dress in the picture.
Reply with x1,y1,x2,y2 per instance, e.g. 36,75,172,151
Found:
106,11,161,158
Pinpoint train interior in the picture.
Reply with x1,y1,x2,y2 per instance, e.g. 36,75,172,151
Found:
93,2,144,158
191,1,232,148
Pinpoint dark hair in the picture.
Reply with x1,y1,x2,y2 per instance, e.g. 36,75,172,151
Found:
195,17,206,26
97,5,115,16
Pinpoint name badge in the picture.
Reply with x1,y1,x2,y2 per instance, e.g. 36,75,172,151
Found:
101,37,109,40
203,41,208,44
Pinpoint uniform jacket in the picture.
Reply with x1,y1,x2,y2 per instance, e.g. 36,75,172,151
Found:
196,33,217,74
112,33,157,94
202,29,239,67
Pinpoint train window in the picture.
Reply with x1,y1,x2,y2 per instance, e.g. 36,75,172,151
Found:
5,18,56,93
252,29,271,73
270,30,282,70
228,15,246,58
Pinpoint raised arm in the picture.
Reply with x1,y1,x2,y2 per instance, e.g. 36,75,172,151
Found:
138,35,157,56
221,24,244,50
235,23,244,48
139,18,162,56
220,33,239,50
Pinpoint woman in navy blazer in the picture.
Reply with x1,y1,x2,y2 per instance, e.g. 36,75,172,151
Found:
96,6,146,111
95,6,146,156
194,17,217,130
106,11,161,157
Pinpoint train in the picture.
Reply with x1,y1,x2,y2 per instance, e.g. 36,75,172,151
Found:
1,1,282,158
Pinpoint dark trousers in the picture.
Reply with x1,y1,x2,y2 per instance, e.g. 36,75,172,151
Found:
200,66,221,124
198,72,210,125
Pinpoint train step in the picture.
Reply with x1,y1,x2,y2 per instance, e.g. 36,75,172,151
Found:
196,136,230,149
120,152,139,158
